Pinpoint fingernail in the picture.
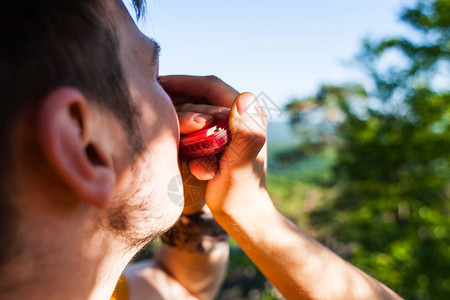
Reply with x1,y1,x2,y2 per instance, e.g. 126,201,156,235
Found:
194,114,213,124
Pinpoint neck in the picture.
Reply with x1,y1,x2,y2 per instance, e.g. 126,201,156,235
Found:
0,204,138,300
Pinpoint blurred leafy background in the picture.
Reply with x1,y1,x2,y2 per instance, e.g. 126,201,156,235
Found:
136,0,449,299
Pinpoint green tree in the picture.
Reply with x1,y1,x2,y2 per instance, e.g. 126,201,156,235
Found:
285,1,450,299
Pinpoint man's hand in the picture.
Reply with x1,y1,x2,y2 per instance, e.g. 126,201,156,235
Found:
174,101,230,214
161,75,270,218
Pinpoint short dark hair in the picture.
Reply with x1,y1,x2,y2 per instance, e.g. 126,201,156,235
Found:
0,0,146,266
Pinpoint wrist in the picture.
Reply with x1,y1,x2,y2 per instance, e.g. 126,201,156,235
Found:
211,188,276,232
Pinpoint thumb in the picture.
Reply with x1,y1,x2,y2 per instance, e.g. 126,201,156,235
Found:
221,92,267,168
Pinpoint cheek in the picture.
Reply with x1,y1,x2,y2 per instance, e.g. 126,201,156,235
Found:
151,88,183,217
148,85,180,175
157,86,180,145
111,82,183,237
138,85,183,229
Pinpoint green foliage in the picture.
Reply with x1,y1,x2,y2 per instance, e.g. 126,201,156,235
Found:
284,0,450,299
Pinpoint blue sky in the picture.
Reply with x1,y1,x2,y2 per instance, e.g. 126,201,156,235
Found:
125,0,417,120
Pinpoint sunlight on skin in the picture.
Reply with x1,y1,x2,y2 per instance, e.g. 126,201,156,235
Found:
111,0,184,239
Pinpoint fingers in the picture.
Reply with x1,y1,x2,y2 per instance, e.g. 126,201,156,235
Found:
176,103,230,119
178,112,214,135
219,92,268,169
176,103,230,135
160,75,239,108
188,156,218,181
165,76,265,180
180,162,207,214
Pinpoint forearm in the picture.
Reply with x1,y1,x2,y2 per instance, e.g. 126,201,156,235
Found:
213,190,401,300
155,242,229,300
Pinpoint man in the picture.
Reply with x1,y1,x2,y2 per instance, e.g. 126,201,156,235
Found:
1,0,230,299
0,0,402,299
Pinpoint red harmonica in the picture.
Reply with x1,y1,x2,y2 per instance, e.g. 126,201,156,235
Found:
179,120,231,161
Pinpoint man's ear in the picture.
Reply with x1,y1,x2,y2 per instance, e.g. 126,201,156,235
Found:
37,87,115,208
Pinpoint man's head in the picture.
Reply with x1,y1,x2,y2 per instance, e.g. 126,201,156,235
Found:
0,0,182,268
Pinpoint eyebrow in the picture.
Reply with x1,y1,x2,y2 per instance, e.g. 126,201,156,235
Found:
150,38,161,66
